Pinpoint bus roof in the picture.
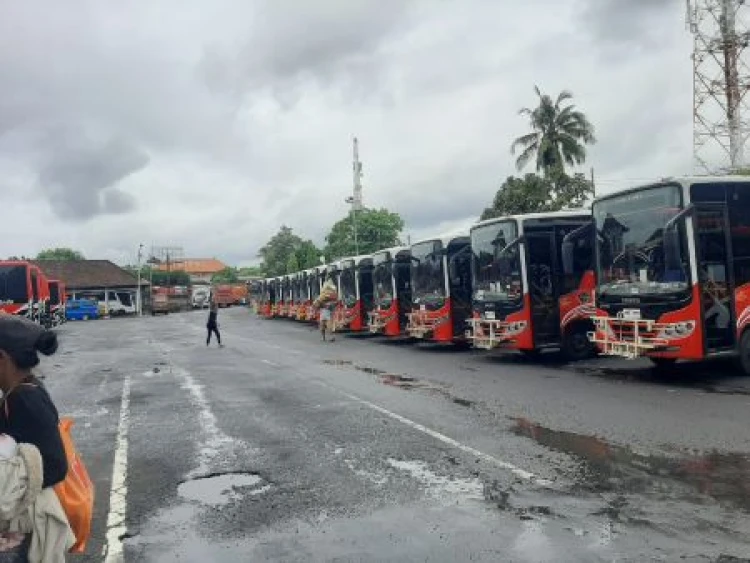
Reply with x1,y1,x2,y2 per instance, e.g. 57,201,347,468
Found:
373,245,409,258
593,175,750,204
340,254,372,266
411,230,469,247
471,209,591,231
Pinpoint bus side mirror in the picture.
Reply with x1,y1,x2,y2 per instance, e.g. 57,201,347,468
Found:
562,240,575,276
664,229,681,271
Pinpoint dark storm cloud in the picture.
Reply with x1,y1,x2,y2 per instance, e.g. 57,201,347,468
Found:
37,131,147,221
200,0,415,101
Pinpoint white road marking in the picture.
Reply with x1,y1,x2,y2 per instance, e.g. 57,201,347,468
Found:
261,359,279,367
103,377,132,563
316,382,550,486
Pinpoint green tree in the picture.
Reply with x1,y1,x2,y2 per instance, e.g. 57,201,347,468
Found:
237,266,263,278
480,172,593,220
211,267,240,283
511,86,596,176
258,226,322,276
324,208,404,260
36,247,85,261
295,240,322,270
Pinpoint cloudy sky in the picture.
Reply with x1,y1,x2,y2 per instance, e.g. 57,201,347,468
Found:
0,0,694,266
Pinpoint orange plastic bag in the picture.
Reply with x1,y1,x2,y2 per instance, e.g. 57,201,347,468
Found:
54,417,94,553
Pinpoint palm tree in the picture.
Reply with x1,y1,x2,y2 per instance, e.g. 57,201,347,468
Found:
511,86,596,176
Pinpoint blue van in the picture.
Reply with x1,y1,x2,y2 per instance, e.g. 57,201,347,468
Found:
65,299,100,321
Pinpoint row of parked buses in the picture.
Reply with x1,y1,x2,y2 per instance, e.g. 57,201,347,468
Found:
0,260,67,327
253,176,750,375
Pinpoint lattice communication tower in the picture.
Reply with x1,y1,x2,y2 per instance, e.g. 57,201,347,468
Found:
148,245,185,286
687,0,750,173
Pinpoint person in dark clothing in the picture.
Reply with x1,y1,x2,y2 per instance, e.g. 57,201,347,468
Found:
206,302,223,347
0,315,67,488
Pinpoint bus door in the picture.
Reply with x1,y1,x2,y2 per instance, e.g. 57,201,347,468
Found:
695,202,735,351
525,231,559,346
448,248,472,337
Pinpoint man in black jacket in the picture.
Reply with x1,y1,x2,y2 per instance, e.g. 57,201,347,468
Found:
206,302,223,347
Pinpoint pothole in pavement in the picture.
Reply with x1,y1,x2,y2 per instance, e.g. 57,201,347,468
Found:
177,472,271,506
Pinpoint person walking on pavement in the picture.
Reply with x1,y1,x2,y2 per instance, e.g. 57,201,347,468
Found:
314,273,338,342
206,301,223,347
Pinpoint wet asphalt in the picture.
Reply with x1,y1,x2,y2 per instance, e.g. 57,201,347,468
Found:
39,307,750,562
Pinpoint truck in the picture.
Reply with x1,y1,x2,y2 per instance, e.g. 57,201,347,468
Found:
151,290,170,315
213,284,234,308
192,286,211,309
335,255,374,332
368,247,413,337
465,210,596,360
407,233,473,344
581,176,750,373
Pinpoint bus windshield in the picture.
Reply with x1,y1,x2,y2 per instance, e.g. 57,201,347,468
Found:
373,254,394,309
471,220,522,303
411,240,445,305
340,262,357,307
593,184,689,296
0,265,29,303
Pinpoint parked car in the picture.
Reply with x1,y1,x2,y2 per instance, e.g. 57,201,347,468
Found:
65,299,100,321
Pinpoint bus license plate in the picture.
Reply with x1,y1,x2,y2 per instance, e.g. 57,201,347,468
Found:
622,309,641,321
484,311,495,320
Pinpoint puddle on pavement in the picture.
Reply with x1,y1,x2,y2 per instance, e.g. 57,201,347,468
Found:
511,417,750,512
177,472,270,506
379,373,419,389
323,359,478,408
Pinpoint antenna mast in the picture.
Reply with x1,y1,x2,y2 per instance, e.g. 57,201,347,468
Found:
687,0,750,173
352,137,363,211
348,137,364,255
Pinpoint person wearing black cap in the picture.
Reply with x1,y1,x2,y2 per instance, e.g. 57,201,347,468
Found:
0,316,67,488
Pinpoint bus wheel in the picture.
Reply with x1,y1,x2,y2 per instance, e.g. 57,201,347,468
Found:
563,324,596,361
737,331,750,376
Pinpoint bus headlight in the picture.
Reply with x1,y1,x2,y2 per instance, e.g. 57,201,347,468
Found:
657,321,696,339
506,321,527,335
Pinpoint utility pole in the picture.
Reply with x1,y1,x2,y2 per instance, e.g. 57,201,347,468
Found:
347,136,364,255
136,244,144,316
687,0,750,173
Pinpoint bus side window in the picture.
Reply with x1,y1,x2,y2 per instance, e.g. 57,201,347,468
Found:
730,185,750,287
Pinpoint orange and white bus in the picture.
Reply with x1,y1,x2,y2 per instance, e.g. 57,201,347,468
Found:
368,246,413,337
406,233,472,344
465,210,596,360
584,176,750,373
335,255,374,332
